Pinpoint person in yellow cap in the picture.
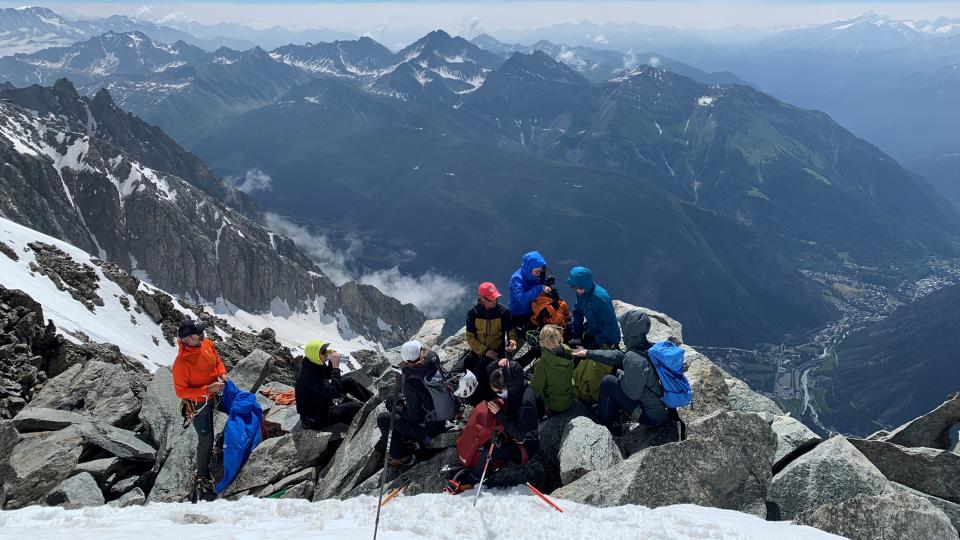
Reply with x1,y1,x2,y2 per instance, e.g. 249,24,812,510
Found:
295,339,373,430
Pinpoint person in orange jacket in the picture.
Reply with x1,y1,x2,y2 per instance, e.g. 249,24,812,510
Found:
172,319,227,500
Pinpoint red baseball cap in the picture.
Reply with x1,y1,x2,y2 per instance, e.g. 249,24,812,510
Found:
478,282,501,301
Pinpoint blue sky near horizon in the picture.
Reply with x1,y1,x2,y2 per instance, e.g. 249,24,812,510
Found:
19,1,960,34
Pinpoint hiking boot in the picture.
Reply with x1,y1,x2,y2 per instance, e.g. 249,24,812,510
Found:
443,479,474,495
191,475,216,503
387,455,416,468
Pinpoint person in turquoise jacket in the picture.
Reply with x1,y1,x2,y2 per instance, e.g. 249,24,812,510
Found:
567,266,621,348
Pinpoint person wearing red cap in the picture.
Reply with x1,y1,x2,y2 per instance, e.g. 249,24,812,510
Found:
457,282,518,405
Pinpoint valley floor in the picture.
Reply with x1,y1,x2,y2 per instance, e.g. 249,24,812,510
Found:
0,491,841,540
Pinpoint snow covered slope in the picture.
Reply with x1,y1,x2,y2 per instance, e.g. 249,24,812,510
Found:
0,216,183,371
0,492,842,540
0,215,378,370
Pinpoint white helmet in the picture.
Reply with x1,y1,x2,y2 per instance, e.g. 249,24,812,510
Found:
453,371,479,398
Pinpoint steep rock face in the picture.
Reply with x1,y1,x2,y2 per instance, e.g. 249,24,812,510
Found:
0,86,423,346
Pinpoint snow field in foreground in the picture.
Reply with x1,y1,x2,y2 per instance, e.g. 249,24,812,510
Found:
0,492,842,540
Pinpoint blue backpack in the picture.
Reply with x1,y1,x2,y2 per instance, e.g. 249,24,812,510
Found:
647,341,693,409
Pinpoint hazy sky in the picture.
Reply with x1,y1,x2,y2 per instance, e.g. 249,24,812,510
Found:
33,1,960,33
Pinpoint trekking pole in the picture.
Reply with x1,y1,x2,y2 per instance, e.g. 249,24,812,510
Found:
373,370,404,540
473,430,499,507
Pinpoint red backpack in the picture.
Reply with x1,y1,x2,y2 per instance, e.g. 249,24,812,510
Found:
456,401,503,468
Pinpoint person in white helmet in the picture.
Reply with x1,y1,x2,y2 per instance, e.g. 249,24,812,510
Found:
375,340,456,467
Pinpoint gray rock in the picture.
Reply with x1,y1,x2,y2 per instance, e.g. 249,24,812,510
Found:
850,438,960,504
613,301,684,344
181,513,213,525
22,361,145,428
769,435,889,520
264,405,300,434
116,487,146,508
615,421,680,457
313,398,385,500
74,457,121,482
891,482,960,538
74,421,156,462
138,367,181,460
682,349,783,424
278,480,315,500
437,329,467,371
225,430,333,496
255,382,293,412
425,430,459,450
553,411,776,517
256,467,316,498
796,490,958,540
559,416,623,485
230,349,273,393
410,319,445,350
148,412,225,503
770,415,822,471
881,393,960,451
47,472,105,508
109,475,139,495
12,407,90,431
1,426,85,509
348,447,459,498
489,404,590,492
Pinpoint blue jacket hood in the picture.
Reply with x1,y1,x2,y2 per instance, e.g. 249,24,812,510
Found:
520,251,547,279
567,266,594,289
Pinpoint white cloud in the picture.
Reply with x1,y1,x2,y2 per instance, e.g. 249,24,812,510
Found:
359,267,468,318
647,55,662,68
227,168,273,193
263,213,467,317
622,49,638,71
263,213,358,285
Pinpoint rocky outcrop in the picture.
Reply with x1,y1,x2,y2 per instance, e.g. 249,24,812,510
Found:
312,398,385,500
230,349,274,393
770,415,822,472
849,438,960,504
891,482,960,537
769,436,889,520
1,426,85,509
20,360,145,428
613,301,684,343
879,393,960,451
12,407,90,431
47,472,105,508
554,411,776,517
558,416,623,485
114,487,146,508
224,430,333,496
682,348,783,423
796,491,958,540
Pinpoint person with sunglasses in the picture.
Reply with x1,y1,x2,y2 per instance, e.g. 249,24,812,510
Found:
172,319,227,501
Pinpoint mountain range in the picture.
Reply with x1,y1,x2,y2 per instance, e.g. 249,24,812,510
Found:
0,79,423,347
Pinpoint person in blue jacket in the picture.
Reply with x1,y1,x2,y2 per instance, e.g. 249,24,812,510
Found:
508,251,551,365
509,251,551,327
567,266,621,348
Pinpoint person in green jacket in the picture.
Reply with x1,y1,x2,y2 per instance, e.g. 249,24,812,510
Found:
572,309,668,432
529,325,575,415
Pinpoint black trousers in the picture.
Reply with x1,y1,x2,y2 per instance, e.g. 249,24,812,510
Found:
191,397,226,478
466,438,540,483
375,412,446,459
301,379,374,430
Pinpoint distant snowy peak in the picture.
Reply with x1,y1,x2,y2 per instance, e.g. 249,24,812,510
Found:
0,31,208,86
0,6,89,56
832,12,960,35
